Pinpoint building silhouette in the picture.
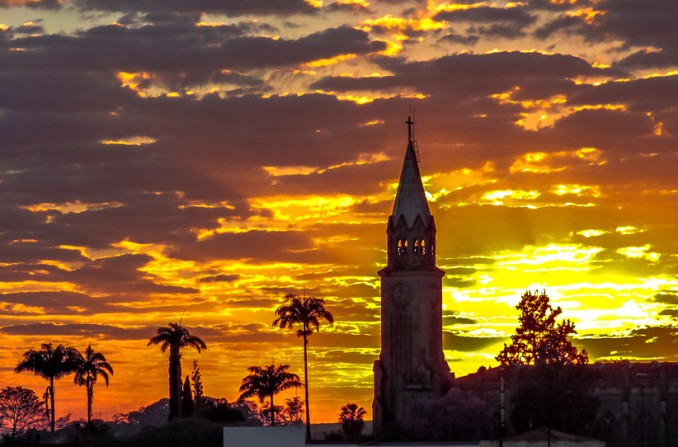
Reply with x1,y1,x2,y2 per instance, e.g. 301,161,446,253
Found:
372,117,452,432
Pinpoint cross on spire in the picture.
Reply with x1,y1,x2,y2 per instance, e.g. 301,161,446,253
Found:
406,116,414,143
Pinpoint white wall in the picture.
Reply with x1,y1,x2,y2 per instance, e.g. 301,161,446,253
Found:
224,426,306,447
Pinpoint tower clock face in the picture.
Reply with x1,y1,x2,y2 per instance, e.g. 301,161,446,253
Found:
392,283,411,308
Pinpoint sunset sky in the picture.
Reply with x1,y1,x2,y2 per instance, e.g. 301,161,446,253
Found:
0,0,677,425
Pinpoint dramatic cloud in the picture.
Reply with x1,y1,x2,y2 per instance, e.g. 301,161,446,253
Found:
0,0,675,424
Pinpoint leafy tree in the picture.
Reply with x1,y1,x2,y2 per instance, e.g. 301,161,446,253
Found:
0,386,48,438
15,343,81,431
181,375,194,417
497,290,588,366
284,396,304,424
199,398,249,425
339,403,366,442
238,364,301,426
258,402,285,426
148,322,206,420
73,343,114,424
273,293,333,440
191,360,204,410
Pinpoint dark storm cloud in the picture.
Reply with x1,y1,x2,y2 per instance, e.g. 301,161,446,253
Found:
580,326,678,360
0,291,115,315
74,0,315,16
528,0,592,11
66,254,199,294
0,72,137,113
534,15,586,40
11,22,46,35
467,24,528,40
437,32,480,46
198,274,240,283
0,0,61,8
597,0,678,52
444,332,503,352
1,24,383,86
170,230,314,262
322,350,377,365
313,51,602,97
654,291,678,305
568,75,678,112
0,254,196,297
0,322,222,340
443,310,476,326
326,1,371,14
536,0,678,70
435,5,536,39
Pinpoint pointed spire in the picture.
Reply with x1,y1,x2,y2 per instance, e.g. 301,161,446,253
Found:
391,117,431,228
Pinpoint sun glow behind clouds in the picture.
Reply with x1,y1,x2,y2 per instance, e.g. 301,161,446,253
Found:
1,0,677,426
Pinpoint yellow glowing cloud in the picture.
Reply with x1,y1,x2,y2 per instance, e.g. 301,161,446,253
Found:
616,226,642,235
358,14,444,56
510,148,606,174
250,195,366,225
360,15,444,33
306,53,357,68
263,166,318,177
337,94,378,104
433,2,490,13
617,245,661,262
335,0,369,7
550,184,601,197
22,201,124,214
116,71,153,96
567,7,604,24
100,136,156,146
497,243,605,268
361,119,385,126
481,189,541,206
576,229,608,238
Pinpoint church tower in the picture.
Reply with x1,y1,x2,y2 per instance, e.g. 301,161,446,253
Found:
373,117,451,432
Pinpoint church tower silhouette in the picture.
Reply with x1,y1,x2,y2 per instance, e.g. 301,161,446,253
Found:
373,117,452,432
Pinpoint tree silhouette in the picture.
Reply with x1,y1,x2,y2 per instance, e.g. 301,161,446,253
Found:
191,360,205,411
238,364,301,426
339,403,366,442
273,294,333,440
181,375,194,417
148,322,206,420
284,396,304,424
496,290,588,366
15,343,81,431
0,386,48,438
73,344,114,424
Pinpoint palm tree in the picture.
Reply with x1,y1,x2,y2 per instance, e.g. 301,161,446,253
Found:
273,293,333,440
339,403,367,442
15,343,81,432
148,322,206,419
73,344,114,424
238,364,301,426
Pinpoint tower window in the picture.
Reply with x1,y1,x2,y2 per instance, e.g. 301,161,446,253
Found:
421,239,426,255
413,239,420,254
397,239,408,255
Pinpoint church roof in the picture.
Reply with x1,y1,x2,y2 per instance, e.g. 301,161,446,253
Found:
391,141,431,228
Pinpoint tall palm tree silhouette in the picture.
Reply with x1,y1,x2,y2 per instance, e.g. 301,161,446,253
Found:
148,322,206,419
273,294,333,440
238,364,301,426
15,343,81,431
73,344,114,424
